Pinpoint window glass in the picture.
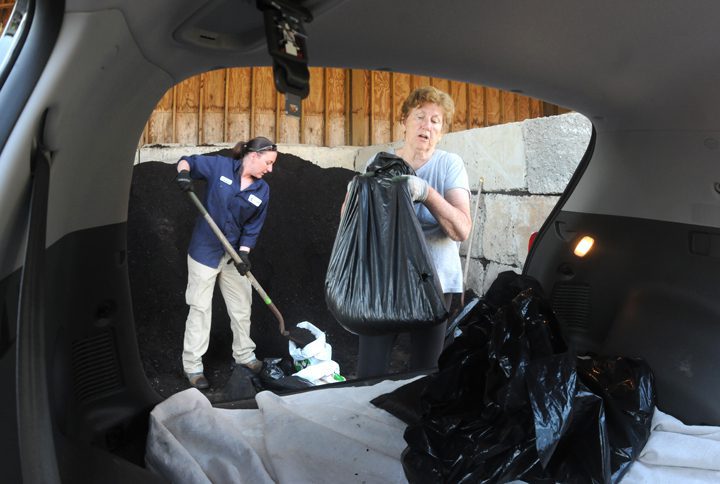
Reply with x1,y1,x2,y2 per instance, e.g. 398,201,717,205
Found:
0,0,31,88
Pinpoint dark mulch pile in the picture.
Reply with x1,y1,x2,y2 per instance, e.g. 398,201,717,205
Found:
128,151,411,402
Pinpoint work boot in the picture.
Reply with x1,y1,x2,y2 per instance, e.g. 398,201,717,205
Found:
239,359,263,374
185,372,210,389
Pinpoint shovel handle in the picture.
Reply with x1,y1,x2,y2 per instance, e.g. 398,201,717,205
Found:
186,191,287,335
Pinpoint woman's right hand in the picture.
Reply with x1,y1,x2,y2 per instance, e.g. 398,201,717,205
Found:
175,170,194,192
393,175,429,202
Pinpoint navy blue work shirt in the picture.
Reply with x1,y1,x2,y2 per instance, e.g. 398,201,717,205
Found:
180,153,270,268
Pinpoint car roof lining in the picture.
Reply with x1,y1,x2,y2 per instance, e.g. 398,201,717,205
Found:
65,0,720,132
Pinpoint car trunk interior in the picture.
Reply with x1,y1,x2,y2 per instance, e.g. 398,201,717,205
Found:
4,0,720,481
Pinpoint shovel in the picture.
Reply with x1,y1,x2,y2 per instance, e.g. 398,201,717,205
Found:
185,191,314,346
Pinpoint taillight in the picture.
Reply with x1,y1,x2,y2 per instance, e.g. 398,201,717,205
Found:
528,231,538,251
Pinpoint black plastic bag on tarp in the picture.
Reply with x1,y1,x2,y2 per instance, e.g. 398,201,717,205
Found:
372,272,655,483
324,152,448,335
256,357,314,392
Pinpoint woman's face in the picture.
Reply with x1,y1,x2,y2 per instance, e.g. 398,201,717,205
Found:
402,102,445,152
243,150,277,179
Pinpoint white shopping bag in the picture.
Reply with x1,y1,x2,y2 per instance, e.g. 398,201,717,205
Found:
288,321,346,385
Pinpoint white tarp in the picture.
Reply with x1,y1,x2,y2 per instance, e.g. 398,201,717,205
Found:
621,409,720,483
145,379,415,484
146,378,720,483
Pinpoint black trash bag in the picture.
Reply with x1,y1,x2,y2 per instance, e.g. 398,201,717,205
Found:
257,357,314,392
444,290,481,339
325,152,448,335
372,273,655,484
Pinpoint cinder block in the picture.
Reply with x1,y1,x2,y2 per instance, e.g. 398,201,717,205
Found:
354,142,401,172
463,257,486,296
459,192,485,259
440,123,526,192
482,194,560,266
523,113,592,194
280,144,359,171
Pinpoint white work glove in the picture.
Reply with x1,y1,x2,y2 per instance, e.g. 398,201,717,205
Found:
393,175,429,202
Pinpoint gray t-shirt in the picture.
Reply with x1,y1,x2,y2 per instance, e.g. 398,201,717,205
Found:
368,149,470,293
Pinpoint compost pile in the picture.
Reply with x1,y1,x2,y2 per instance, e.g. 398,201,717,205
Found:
128,151,401,400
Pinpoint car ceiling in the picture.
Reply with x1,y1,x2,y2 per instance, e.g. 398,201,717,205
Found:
0,0,714,276
65,0,720,132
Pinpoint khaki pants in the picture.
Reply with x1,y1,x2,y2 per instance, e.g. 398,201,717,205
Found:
182,254,256,374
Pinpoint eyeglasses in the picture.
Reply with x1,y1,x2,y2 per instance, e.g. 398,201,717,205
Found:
250,144,277,153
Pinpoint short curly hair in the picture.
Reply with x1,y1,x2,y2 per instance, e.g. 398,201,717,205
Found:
400,86,455,132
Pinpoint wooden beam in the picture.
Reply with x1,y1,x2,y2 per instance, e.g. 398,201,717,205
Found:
344,68,351,146
252,67,277,140
449,80,468,132
392,73,411,140
172,86,177,142
371,71,391,144
468,84,485,128
501,90,516,124
302,67,324,145
486,87,501,126
350,70,370,146
198,72,204,144
325,68,346,147
227,67,251,142
223,68,230,142
250,68,257,139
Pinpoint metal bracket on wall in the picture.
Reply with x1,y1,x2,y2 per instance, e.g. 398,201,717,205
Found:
257,0,313,118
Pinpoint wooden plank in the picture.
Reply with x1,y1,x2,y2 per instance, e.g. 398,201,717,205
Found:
275,90,281,142
176,76,200,144
502,90,517,123
468,85,485,128
252,67,276,140
430,77,450,95
485,87,501,126
201,68,225,144
517,94,530,121
223,69,230,141
198,73,204,144
325,68,346,147
529,98,542,118
450,81,468,132
147,88,174,144
302,67,325,145
542,101,559,117
344,68,351,146
0,7,11,30
392,73,411,140
172,86,177,142
227,67,251,142
371,71,391,144
411,75,431,90
277,92,301,144
350,70,370,146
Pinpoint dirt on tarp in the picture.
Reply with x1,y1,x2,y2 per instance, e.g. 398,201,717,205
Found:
128,151,412,402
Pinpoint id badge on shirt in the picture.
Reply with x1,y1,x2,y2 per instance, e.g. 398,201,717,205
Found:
248,194,262,207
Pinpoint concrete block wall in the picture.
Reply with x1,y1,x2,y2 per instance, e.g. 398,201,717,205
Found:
136,112,592,296
352,113,592,294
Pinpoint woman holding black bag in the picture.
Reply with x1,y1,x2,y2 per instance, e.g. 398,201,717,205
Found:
333,86,472,378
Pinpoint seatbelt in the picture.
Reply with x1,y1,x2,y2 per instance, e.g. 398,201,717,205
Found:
16,109,61,483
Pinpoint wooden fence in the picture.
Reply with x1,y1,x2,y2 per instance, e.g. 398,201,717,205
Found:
0,2,14,31
0,1,566,147
143,67,567,147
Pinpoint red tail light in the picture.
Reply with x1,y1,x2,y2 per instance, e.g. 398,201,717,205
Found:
528,231,538,251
